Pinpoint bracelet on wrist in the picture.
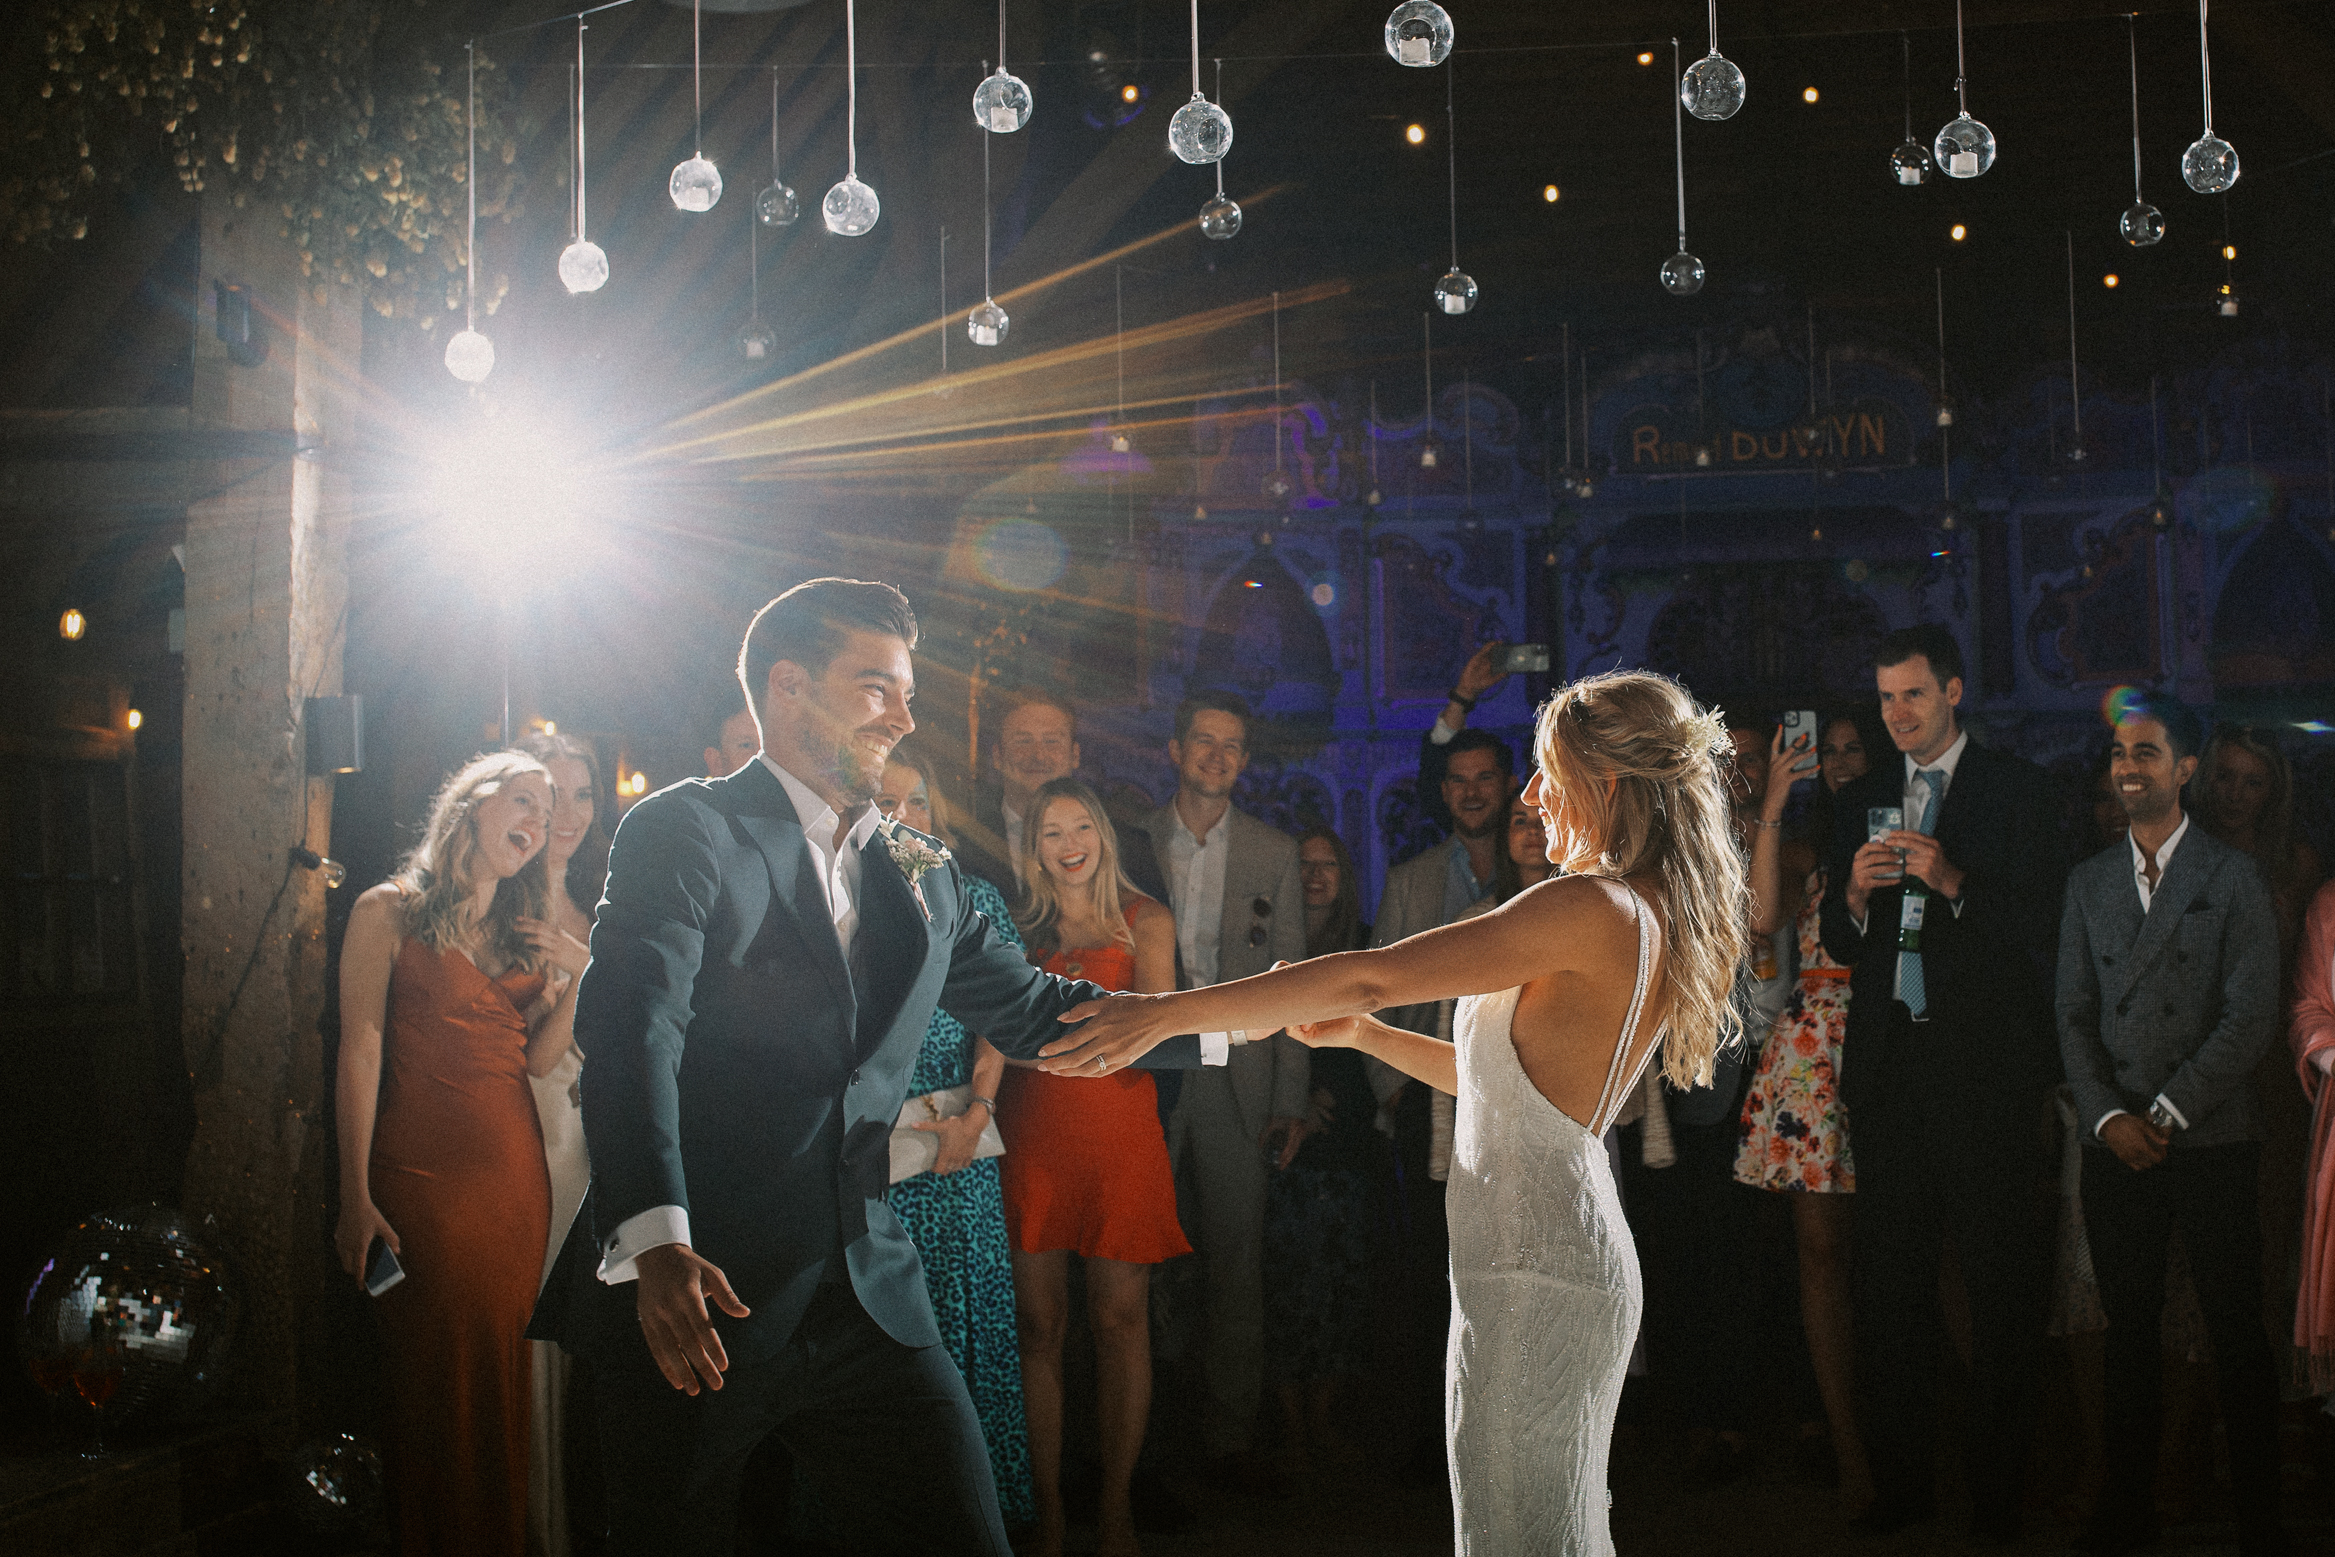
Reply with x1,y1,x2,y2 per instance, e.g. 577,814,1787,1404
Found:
969,1095,998,1115
1751,817,1784,829
1446,688,1478,713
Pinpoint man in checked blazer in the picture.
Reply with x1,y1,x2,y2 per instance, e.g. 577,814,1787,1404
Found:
1140,690,1310,1490
2057,695,2283,1557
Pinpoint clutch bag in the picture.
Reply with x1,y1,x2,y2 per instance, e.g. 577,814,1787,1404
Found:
888,1083,1006,1184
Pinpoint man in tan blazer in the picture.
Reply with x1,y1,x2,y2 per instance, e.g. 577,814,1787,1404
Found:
1141,691,1309,1490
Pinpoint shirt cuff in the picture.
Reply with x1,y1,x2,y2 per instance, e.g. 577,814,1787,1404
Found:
598,1204,690,1284
1429,721,1457,746
1199,1032,1231,1065
1851,912,1867,937
2152,1092,2189,1131
1948,894,1966,918
2093,1107,2131,1140
2316,1049,2335,1078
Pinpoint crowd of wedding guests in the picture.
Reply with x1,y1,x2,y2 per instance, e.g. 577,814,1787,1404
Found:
330,616,2335,1557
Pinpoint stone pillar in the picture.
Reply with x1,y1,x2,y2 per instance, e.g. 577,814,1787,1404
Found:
177,193,358,1418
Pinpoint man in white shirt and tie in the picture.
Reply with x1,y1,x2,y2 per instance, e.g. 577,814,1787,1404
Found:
2056,696,2283,1557
1820,624,2068,1542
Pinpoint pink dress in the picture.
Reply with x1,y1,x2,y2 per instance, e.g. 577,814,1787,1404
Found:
2288,879,2335,1387
1734,871,1855,1194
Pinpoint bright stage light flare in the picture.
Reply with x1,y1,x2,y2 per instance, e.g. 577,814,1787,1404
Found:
424,414,604,586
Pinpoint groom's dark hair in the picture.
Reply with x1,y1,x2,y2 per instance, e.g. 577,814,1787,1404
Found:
737,579,919,706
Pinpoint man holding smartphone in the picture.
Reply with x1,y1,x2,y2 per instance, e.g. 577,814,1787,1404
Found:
1820,625,2066,1542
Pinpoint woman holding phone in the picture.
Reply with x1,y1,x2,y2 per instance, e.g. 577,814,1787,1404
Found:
1734,709,1874,1505
334,751,578,1557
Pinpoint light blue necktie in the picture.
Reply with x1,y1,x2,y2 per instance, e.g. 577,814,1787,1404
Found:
1897,768,1946,1018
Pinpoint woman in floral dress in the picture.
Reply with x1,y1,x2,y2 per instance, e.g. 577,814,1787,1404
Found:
1735,712,1872,1505
874,746,1034,1526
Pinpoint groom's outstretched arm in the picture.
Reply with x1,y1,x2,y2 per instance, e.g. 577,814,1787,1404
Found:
937,865,1205,1069
575,788,718,1257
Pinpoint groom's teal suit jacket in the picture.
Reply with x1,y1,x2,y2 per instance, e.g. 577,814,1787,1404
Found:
529,756,1200,1364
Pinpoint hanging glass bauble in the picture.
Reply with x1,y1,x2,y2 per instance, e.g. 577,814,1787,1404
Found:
557,239,609,295
1933,115,1995,178
822,176,881,236
973,69,1034,134
669,155,724,212
444,328,495,383
968,298,1009,346
2181,134,2238,194
2214,281,2239,317
737,320,777,361
1419,441,1440,469
1199,193,1242,240
1168,94,1233,164
1575,476,1595,498
1890,138,1933,186
1659,250,1706,296
756,182,801,228
1681,52,1746,121
1262,468,1295,503
1109,428,1133,454
2119,200,2165,247
1434,268,1478,315
1384,1,1454,68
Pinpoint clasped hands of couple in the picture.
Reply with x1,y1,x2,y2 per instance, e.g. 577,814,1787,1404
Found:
634,991,1325,1397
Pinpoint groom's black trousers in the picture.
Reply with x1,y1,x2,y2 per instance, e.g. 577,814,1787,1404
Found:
593,1279,1009,1555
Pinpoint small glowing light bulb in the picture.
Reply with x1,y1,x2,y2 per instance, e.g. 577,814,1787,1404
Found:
1542,184,1560,203
2103,273,2119,288
1406,123,1426,145
1802,86,1819,103
126,708,143,730
1121,83,1140,103
1637,51,1655,65
1950,223,1967,242
2221,244,2236,260
59,607,86,641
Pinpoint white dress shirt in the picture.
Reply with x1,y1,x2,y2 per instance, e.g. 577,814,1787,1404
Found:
1164,805,1230,990
1002,798,1027,876
2093,810,2193,1138
1852,729,1971,960
598,755,882,1284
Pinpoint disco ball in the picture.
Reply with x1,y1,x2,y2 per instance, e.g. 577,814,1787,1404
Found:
285,1434,387,1537
16,1205,240,1428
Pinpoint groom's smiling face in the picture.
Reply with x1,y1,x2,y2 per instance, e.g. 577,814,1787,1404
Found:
768,628,916,808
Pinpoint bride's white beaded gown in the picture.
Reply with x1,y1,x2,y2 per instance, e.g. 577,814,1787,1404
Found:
1444,886,1662,1556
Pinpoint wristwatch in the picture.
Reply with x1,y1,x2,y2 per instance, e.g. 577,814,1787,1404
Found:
2145,1099,2179,1132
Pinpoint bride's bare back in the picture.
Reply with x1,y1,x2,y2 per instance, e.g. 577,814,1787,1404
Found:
1507,873,1672,1132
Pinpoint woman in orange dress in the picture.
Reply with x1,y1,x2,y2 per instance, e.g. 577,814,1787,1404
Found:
996,777,1184,1557
334,751,579,1557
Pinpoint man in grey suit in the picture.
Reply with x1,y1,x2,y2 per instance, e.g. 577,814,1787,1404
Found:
1141,691,1309,1490
2057,695,2284,1557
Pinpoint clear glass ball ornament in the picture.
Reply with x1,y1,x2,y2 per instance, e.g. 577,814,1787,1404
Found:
973,69,1034,134
2181,134,2239,194
669,155,723,212
737,320,777,361
2215,281,2239,317
1659,250,1706,296
1890,138,1933,186
1109,429,1133,454
1168,94,1233,164
1434,267,1478,315
756,182,801,228
1575,476,1595,498
822,176,881,236
1681,52,1746,121
1933,115,1995,178
1419,442,1439,469
1262,468,1295,504
444,328,495,382
1384,1,1454,68
1199,193,1242,240
557,239,609,295
968,298,1009,346
2119,200,2165,247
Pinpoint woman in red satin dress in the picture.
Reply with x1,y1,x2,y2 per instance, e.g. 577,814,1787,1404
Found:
998,778,1184,1557
334,751,580,1557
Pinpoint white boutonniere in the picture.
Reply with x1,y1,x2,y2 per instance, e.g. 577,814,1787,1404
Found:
878,817,951,921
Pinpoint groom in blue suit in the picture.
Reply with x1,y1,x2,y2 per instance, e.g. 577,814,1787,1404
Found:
530,579,1211,1553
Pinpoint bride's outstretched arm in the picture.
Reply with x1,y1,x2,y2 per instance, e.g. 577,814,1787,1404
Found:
1037,875,1595,1074
1290,1013,1458,1098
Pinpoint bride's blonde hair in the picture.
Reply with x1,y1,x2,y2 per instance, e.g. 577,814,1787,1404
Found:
1532,670,1748,1090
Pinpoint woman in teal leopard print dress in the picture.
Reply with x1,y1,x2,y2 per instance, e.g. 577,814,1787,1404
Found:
877,747,1034,1526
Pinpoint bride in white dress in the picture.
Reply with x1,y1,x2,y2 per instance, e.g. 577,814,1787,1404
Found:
1040,671,1749,1553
